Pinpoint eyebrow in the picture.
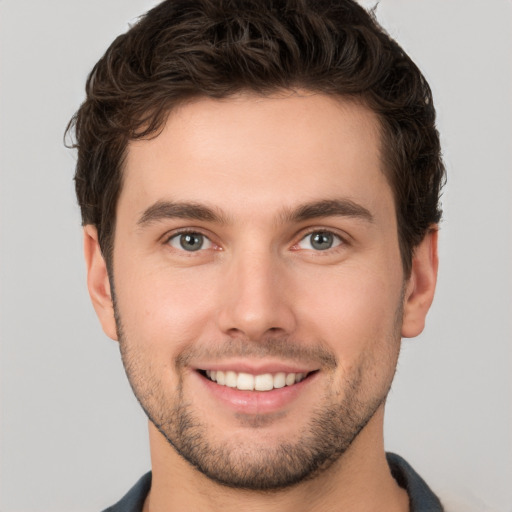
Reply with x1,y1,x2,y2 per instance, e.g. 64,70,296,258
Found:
137,198,373,227
283,199,374,224
137,200,229,227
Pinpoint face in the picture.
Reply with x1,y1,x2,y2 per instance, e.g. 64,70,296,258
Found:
101,92,410,489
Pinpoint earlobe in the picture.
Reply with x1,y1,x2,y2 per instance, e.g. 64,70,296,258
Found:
401,227,439,338
83,225,118,341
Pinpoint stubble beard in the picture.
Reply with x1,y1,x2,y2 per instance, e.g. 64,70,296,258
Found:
114,301,403,491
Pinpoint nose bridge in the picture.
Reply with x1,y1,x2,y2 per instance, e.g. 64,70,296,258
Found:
217,241,295,339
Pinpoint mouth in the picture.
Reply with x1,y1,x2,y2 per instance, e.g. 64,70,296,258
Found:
194,365,321,415
198,369,316,391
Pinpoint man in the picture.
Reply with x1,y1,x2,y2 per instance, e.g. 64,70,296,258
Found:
68,0,445,510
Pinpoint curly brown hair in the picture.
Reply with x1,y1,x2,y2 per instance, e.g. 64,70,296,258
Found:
67,0,445,276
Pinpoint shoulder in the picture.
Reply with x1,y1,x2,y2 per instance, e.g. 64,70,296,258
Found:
387,453,444,512
102,472,152,512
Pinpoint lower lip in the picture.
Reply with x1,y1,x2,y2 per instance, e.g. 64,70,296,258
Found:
195,371,318,415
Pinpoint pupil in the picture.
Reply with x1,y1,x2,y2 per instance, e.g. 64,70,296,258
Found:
180,233,203,251
311,232,333,250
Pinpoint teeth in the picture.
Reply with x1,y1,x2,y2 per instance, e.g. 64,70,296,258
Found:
237,372,254,390
254,373,273,391
216,370,226,385
225,371,237,388
205,370,308,391
273,372,286,389
285,373,296,386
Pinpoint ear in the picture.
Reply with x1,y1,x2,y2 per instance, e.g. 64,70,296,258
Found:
83,225,118,341
401,227,439,338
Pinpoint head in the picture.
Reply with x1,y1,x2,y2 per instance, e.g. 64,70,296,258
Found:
70,0,444,492
69,0,444,278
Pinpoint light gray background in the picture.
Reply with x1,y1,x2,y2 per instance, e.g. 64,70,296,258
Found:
1,1,511,511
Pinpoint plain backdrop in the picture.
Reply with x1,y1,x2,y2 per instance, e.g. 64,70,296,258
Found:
1,1,511,511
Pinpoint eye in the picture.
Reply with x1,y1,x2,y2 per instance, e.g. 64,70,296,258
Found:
296,231,343,251
167,232,213,252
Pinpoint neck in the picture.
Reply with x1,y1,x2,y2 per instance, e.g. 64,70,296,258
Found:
143,406,409,512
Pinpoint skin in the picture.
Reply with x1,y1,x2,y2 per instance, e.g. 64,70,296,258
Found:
84,91,438,512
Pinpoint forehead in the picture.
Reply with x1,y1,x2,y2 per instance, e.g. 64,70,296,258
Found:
121,92,390,222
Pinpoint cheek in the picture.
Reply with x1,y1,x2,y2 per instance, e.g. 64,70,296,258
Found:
294,264,403,358
114,265,219,353
293,269,403,406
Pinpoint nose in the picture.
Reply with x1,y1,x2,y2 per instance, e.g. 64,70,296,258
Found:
216,248,297,341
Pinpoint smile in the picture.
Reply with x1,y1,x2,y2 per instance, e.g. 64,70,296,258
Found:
203,370,310,391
